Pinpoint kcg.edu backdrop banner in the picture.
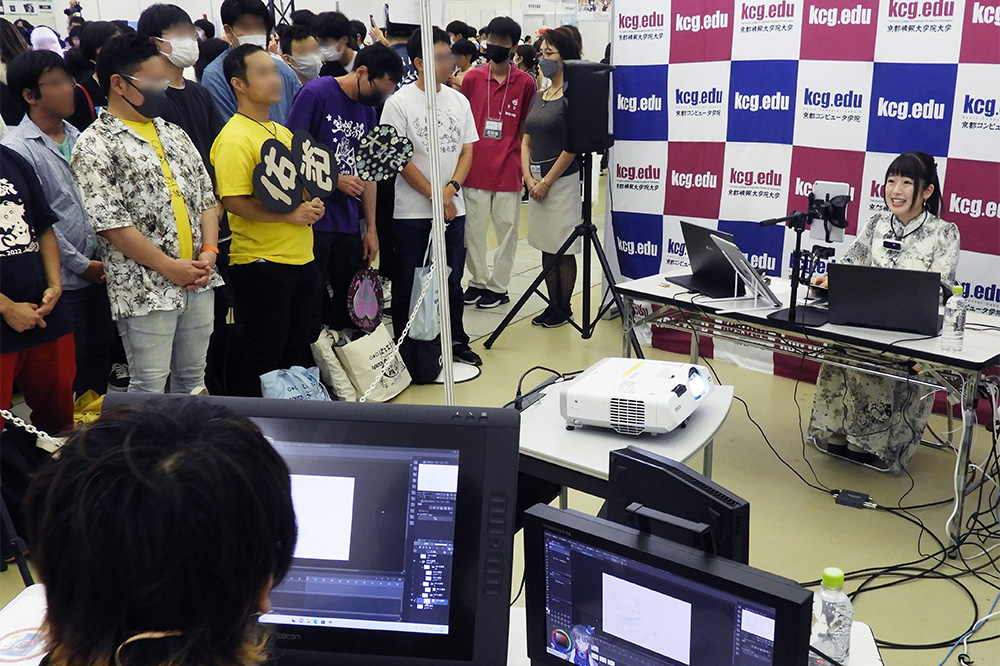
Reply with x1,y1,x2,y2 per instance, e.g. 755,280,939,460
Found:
605,0,1000,318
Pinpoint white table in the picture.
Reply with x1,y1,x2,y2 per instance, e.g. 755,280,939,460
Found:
616,271,1000,546
507,606,884,665
518,376,734,502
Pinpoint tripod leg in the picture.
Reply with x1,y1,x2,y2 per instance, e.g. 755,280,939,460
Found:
0,495,34,587
588,226,644,358
483,231,581,349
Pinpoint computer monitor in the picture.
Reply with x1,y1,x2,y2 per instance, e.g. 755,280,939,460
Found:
522,504,812,666
102,394,521,666
605,446,750,563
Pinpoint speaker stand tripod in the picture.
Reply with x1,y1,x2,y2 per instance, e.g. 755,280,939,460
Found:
484,153,642,356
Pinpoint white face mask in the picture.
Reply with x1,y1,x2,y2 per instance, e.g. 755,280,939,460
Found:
158,35,199,69
236,32,268,49
289,53,322,80
320,43,344,63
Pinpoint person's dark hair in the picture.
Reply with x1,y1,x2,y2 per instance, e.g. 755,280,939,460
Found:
350,19,366,43
484,16,520,46
464,25,478,39
1,18,30,64
220,0,273,36
223,42,264,88
79,20,121,62
884,151,942,217
67,23,84,43
541,25,581,61
110,20,136,34
289,9,316,27
562,24,583,52
314,11,350,41
279,24,315,56
515,44,536,70
68,15,86,28
446,20,468,36
25,400,297,666
450,38,478,60
64,45,90,78
195,36,228,81
194,18,215,39
137,3,192,40
385,20,416,40
95,32,159,95
406,26,449,63
7,49,69,113
523,34,532,43
355,42,403,84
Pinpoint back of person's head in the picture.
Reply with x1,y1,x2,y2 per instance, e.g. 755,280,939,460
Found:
220,0,273,34
562,24,583,53
515,44,537,70
1,17,30,64
7,49,69,112
350,19,366,44
223,42,263,87
384,20,416,40
137,3,192,40
194,18,215,39
63,45,89,78
95,31,159,95
542,25,581,61
484,16,520,47
79,20,121,63
26,400,297,666
314,11,351,41
463,25,478,39
884,151,942,216
68,15,86,28
289,9,316,28
67,23,84,44
30,25,62,53
354,42,403,83
195,36,228,81
446,20,468,36
451,38,478,60
406,26,449,63
279,23,315,56
111,20,137,34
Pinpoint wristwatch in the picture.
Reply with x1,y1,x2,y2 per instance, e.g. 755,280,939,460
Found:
447,180,461,193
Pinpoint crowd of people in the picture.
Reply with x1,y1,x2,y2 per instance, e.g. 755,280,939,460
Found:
0,0,590,435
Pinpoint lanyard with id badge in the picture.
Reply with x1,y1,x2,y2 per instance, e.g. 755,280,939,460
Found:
485,77,510,140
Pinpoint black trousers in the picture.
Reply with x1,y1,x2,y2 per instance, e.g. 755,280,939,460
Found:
314,229,364,330
60,283,114,395
229,260,322,397
376,176,399,287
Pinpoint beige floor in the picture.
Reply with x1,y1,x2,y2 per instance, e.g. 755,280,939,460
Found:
3,180,997,665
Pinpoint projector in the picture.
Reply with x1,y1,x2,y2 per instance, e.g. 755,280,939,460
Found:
560,358,715,436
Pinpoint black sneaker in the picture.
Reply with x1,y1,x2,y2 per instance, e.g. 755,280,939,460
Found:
107,363,130,392
476,291,510,309
541,309,572,328
531,306,554,326
453,343,483,366
463,286,484,305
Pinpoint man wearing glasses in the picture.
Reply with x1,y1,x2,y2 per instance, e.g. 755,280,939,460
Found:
3,49,113,397
70,33,223,394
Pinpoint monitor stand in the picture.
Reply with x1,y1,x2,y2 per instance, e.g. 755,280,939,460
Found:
705,268,776,314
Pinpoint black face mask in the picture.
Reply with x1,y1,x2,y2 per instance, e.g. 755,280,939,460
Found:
124,77,169,119
357,75,386,108
484,44,511,65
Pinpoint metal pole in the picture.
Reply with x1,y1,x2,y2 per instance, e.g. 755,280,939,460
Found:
418,0,456,405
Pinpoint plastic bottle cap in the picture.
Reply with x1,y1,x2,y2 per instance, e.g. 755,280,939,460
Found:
952,285,963,295
822,567,845,589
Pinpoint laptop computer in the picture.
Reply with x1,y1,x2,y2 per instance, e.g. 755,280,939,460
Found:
664,221,745,298
827,263,943,336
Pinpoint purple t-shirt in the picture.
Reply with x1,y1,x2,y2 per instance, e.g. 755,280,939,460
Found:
285,77,376,234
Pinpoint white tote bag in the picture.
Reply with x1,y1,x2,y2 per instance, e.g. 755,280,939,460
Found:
333,323,411,402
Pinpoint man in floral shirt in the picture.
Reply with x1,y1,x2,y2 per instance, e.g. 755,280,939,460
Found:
71,33,223,394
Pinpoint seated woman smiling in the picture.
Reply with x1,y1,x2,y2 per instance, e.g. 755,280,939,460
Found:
809,151,960,473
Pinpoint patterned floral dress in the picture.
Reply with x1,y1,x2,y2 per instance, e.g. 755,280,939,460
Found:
808,209,961,473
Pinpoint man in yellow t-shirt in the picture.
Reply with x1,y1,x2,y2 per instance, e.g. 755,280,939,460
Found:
211,44,325,397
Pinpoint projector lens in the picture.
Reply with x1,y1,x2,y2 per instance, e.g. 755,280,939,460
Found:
688,367,707,400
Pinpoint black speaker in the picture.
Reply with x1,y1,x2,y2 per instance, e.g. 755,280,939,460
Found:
563,60,615,154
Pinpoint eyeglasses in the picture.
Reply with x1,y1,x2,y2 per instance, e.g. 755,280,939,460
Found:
122,74,170,92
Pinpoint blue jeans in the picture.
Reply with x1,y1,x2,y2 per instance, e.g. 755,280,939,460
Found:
392,217,469,346
116,289,215,393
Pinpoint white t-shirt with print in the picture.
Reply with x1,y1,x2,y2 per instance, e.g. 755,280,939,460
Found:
380,81,479,220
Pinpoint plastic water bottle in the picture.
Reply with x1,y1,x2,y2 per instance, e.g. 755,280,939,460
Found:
809,567,852,665
941,285,966,353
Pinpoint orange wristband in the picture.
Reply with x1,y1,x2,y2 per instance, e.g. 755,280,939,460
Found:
201,245,219,255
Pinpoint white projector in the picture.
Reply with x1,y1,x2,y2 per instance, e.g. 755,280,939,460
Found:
560,358,715,436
